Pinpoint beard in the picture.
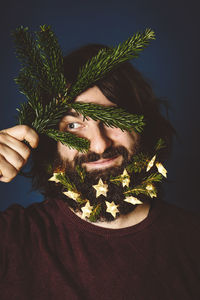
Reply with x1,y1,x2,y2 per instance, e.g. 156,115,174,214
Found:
53,144,141,222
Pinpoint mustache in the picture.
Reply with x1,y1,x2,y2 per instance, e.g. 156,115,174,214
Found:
75,146,129,166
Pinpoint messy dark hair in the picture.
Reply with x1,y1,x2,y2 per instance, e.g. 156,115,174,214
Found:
27,44,175,197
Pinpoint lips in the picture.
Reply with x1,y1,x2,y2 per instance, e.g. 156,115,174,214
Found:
83,155,120,169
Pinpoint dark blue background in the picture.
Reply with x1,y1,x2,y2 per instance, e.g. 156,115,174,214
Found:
0,0,199,212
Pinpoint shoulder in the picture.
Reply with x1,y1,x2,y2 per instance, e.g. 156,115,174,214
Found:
0,199,60,236
157,200,200,227
151,199,200,243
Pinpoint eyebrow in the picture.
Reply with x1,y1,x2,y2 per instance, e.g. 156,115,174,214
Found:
66,111,80,118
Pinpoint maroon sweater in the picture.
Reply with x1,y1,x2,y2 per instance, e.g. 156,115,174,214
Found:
0,198,200,300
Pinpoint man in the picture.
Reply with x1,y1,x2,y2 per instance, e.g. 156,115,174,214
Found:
0,44,200,299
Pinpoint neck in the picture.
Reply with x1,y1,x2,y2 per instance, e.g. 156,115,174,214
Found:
70,200,151,229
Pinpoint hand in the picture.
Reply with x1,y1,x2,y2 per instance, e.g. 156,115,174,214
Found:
0,125,39,182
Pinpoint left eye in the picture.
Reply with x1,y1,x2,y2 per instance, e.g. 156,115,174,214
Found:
67,122,81,130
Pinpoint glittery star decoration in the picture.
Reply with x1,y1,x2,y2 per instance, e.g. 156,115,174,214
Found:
63,190,80,201
124,196,143,205
156,162,167,178
105,201,119,218
146,184,157,198
146,155,156,172
48,172,62,183
81,201,93,219
92,178,108,198
121,169,130,187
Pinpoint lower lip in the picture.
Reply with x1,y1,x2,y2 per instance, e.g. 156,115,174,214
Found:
84,156,119,168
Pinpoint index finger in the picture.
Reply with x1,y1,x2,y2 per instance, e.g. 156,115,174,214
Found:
1,125,39,149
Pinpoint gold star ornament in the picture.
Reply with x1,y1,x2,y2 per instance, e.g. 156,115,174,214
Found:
124,196,143,205
63,190,80,201
105,201,119,218
92,178,108,198
81,201,93,219
146,184,157,198
48,172,62,183
156,162,167,178
121,169,130,187
146,155,156,172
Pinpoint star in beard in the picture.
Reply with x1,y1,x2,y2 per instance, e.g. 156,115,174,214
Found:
48,172,63,183
92,178,108,198
81,201,93,219
105,201,119,218
124,196,143,205
121,169,130,187
146,155,156,172
63,190,80,201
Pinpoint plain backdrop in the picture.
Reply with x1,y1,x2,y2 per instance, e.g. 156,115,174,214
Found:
0,0,199,212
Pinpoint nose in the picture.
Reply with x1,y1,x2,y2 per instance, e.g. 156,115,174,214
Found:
89,122,112,154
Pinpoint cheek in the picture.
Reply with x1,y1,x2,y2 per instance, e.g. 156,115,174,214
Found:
109,128,139,147
57,141,78,163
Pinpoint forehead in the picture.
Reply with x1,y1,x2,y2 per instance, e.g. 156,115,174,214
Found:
75,86,116,106
60,86,117,122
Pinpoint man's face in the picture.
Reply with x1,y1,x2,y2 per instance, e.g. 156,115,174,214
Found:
58,86,139,173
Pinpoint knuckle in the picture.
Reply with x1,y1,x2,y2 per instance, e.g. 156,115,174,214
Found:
16,156,24,169
0,131,7,142
23,146,31,158
21,125,30,136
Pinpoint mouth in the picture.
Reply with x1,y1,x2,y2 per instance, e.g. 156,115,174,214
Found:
83,155,122,170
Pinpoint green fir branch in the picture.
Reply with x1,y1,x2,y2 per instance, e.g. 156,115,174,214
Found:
126,153,149,173
142,172,163,184
54,172,77,191
12,26,51,93
43,129,89,152
89,204,102,222
70,102,145,133
36,25,67,97
155,138,166,152
13,25,155,149
124,186,151,197
75,165,86,183
67,28,155,101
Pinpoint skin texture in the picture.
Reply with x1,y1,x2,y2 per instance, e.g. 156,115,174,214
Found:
0,125,39,182
58,86,138,172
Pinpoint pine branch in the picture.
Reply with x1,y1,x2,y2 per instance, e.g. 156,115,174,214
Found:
89,204,101,222
43,129,89,152
126,153,149,173
36,25,67,97
155,138,166,152
12,26,51,93
142,172,163,184
75,165,86,183
16,101,35,125
13,25,155,150
69,102,145,133
54,172,77,191
124,186,151,197
66,28,155,101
